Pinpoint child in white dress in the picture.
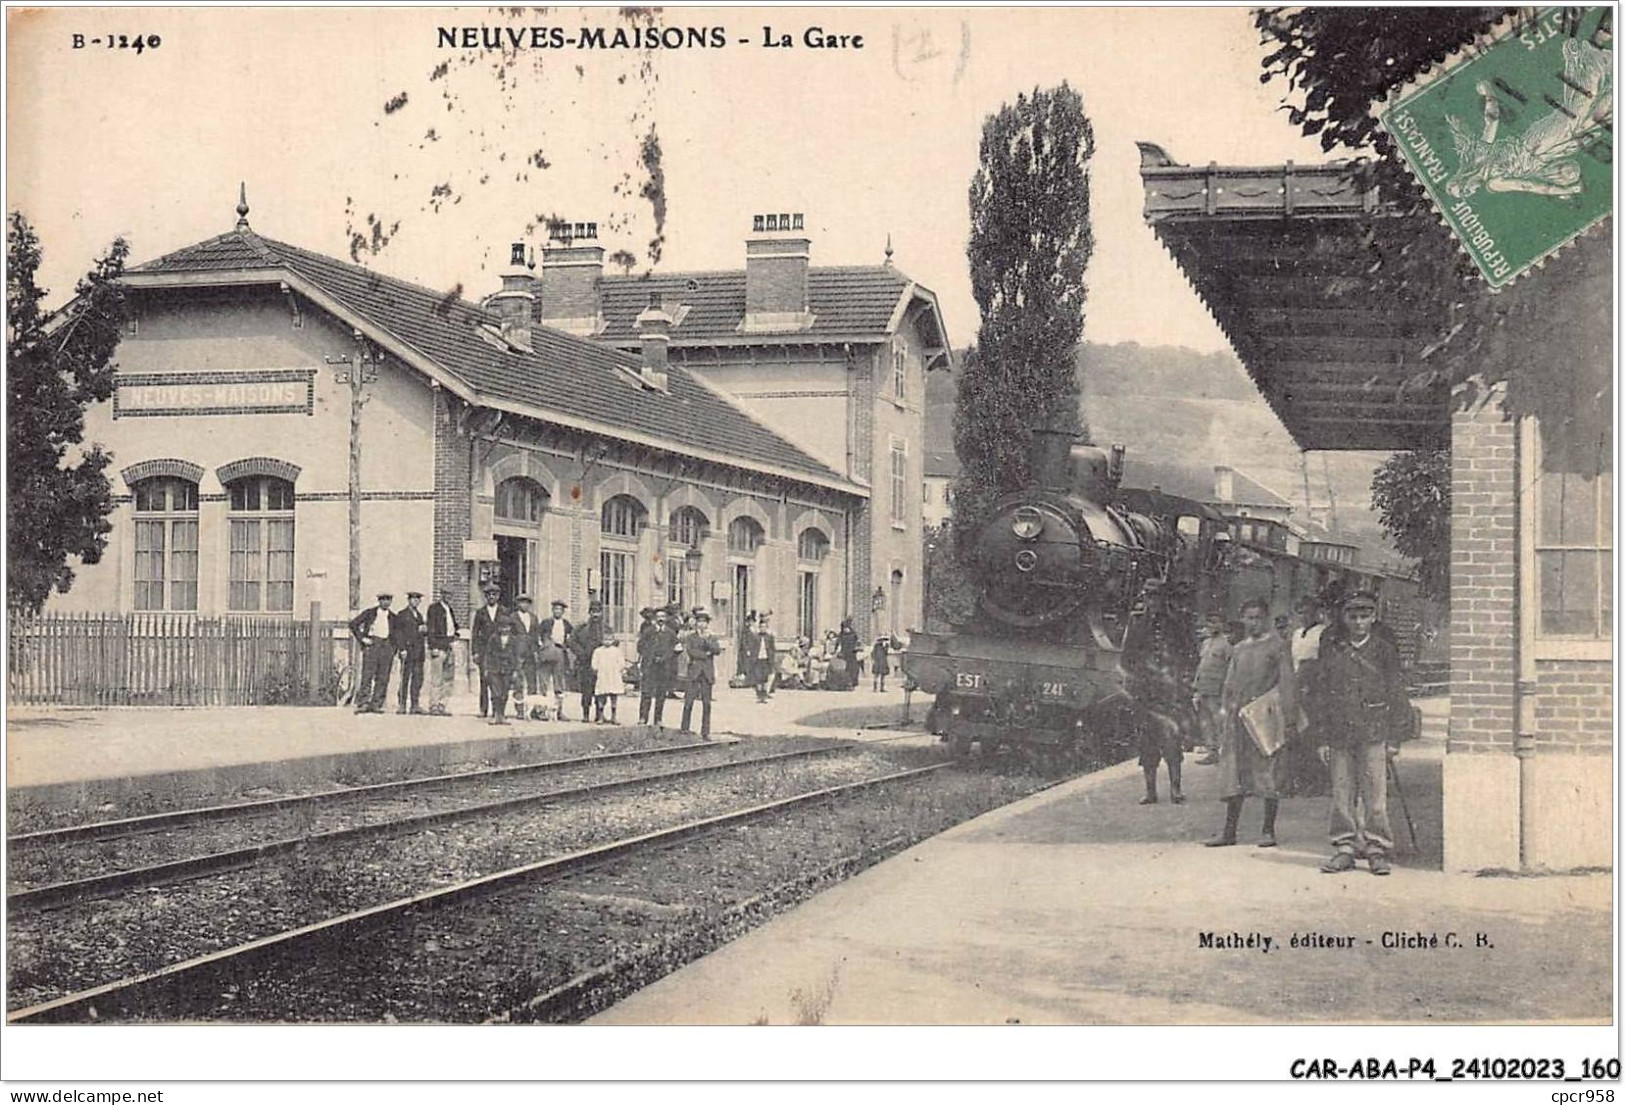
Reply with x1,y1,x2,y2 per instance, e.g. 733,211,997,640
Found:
591,633,626,723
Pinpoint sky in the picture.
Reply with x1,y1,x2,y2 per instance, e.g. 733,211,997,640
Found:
7,7,1336,353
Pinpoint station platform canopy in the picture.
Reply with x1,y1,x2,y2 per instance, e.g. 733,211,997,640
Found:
1138,143,1452,453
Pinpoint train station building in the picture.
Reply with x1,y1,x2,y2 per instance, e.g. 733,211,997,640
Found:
49,196,949,644
1140,145,1612,873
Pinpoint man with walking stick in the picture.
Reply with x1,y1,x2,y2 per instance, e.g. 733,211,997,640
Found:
1314,590,1413,876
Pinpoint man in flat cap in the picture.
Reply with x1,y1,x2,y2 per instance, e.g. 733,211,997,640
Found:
425,587,461,716
570,599,608,723
510,595,540,718
471,582,509,719
680,608,725,739
392,591,428,715
348,592,396,714
1315,590,1412,876
535,599,572,720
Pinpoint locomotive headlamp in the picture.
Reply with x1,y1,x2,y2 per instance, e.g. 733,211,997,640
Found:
1011,507,1044,540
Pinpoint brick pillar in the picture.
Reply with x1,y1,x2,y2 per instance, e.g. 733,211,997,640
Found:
850,499,872,638
1442,381,1521,871
432,390,472,623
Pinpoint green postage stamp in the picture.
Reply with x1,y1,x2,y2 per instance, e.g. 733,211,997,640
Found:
1378,7,1613,289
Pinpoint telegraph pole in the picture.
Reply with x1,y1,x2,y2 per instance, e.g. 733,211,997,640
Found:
325,331,380,611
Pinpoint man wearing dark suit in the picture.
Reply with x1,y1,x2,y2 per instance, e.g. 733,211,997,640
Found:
425,588,461,716
391,591,428,714
639,608,679,728
471,583,508,719
570,600,608,723
680,608,725,739
536,599,573,720
744,611,777,703
348,592,396,714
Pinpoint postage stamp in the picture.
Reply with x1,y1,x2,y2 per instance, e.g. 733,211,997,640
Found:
1378,6,1613,289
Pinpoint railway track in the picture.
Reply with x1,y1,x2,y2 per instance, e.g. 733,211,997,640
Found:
8,738,728,848
8,763,950,1024
7,742,848,913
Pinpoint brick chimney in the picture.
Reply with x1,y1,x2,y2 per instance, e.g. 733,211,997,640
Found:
1214,464,1236,503
634,292,671,391
742,212,813,333
488,242,535,349
538,220,604,336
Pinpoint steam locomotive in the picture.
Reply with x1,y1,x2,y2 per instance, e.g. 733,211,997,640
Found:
904,428,1423,769
904,427,1230,770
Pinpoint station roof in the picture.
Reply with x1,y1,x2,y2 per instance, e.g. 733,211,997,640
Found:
122,225,862,496
1138,143,1451,452
598,267,951,365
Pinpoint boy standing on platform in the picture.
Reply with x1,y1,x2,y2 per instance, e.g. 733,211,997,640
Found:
1206,597,1297,849
471,584,507,719
1316,591,1411,876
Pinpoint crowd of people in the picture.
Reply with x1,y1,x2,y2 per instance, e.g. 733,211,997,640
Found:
347,588,908,739
1135,588,1415,877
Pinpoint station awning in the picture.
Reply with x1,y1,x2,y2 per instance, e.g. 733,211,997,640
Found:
1138,143,1451,452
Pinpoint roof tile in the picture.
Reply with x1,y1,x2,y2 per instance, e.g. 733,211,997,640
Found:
128,231,853,491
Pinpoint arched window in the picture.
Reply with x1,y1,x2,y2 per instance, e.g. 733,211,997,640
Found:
797,528,829,563
728,515,765,554
667,507,709,611
495,477,548,523
227,476,296,612
132,477,199,611
601,494,646,538
599,494,646,633
669,506,709,547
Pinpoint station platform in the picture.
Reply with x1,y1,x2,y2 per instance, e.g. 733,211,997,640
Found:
594,698,1613,1025
3,680,927,816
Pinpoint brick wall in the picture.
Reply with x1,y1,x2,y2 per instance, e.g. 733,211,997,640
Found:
1447,391,1517,753
744,239,810,315
432,390,472,621
1532,659,1614,749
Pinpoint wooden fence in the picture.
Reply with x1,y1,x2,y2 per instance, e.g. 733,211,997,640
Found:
8,608,339,708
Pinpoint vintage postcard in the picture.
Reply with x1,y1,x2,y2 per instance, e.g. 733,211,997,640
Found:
3,5,1614,1092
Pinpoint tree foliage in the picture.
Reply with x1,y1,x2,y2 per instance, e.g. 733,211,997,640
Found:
1254,8,1612,591
952,83,1095,539
1255,8,1611,459
7,213,130,613
1370,447,1452,603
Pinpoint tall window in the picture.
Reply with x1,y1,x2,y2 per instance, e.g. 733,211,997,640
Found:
601,494,646,539
889,438,908,526
1537,468,1613,638
669,506,708,547
667,507,708,610
133,477,199,611
599,494,646,633
227,476,295,612
495,476,548,522
892,343,907,402
796,528,829,639
728,515,764,554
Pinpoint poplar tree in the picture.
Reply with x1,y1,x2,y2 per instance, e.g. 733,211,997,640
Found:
7,213,130,613
953,83,1095,539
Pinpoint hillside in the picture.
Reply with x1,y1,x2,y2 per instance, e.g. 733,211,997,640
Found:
926,342,1405,567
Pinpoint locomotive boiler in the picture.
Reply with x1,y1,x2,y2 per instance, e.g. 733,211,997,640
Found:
904,427,1226,768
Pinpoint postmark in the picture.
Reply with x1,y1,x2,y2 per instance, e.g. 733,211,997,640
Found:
1377,6,1613,289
